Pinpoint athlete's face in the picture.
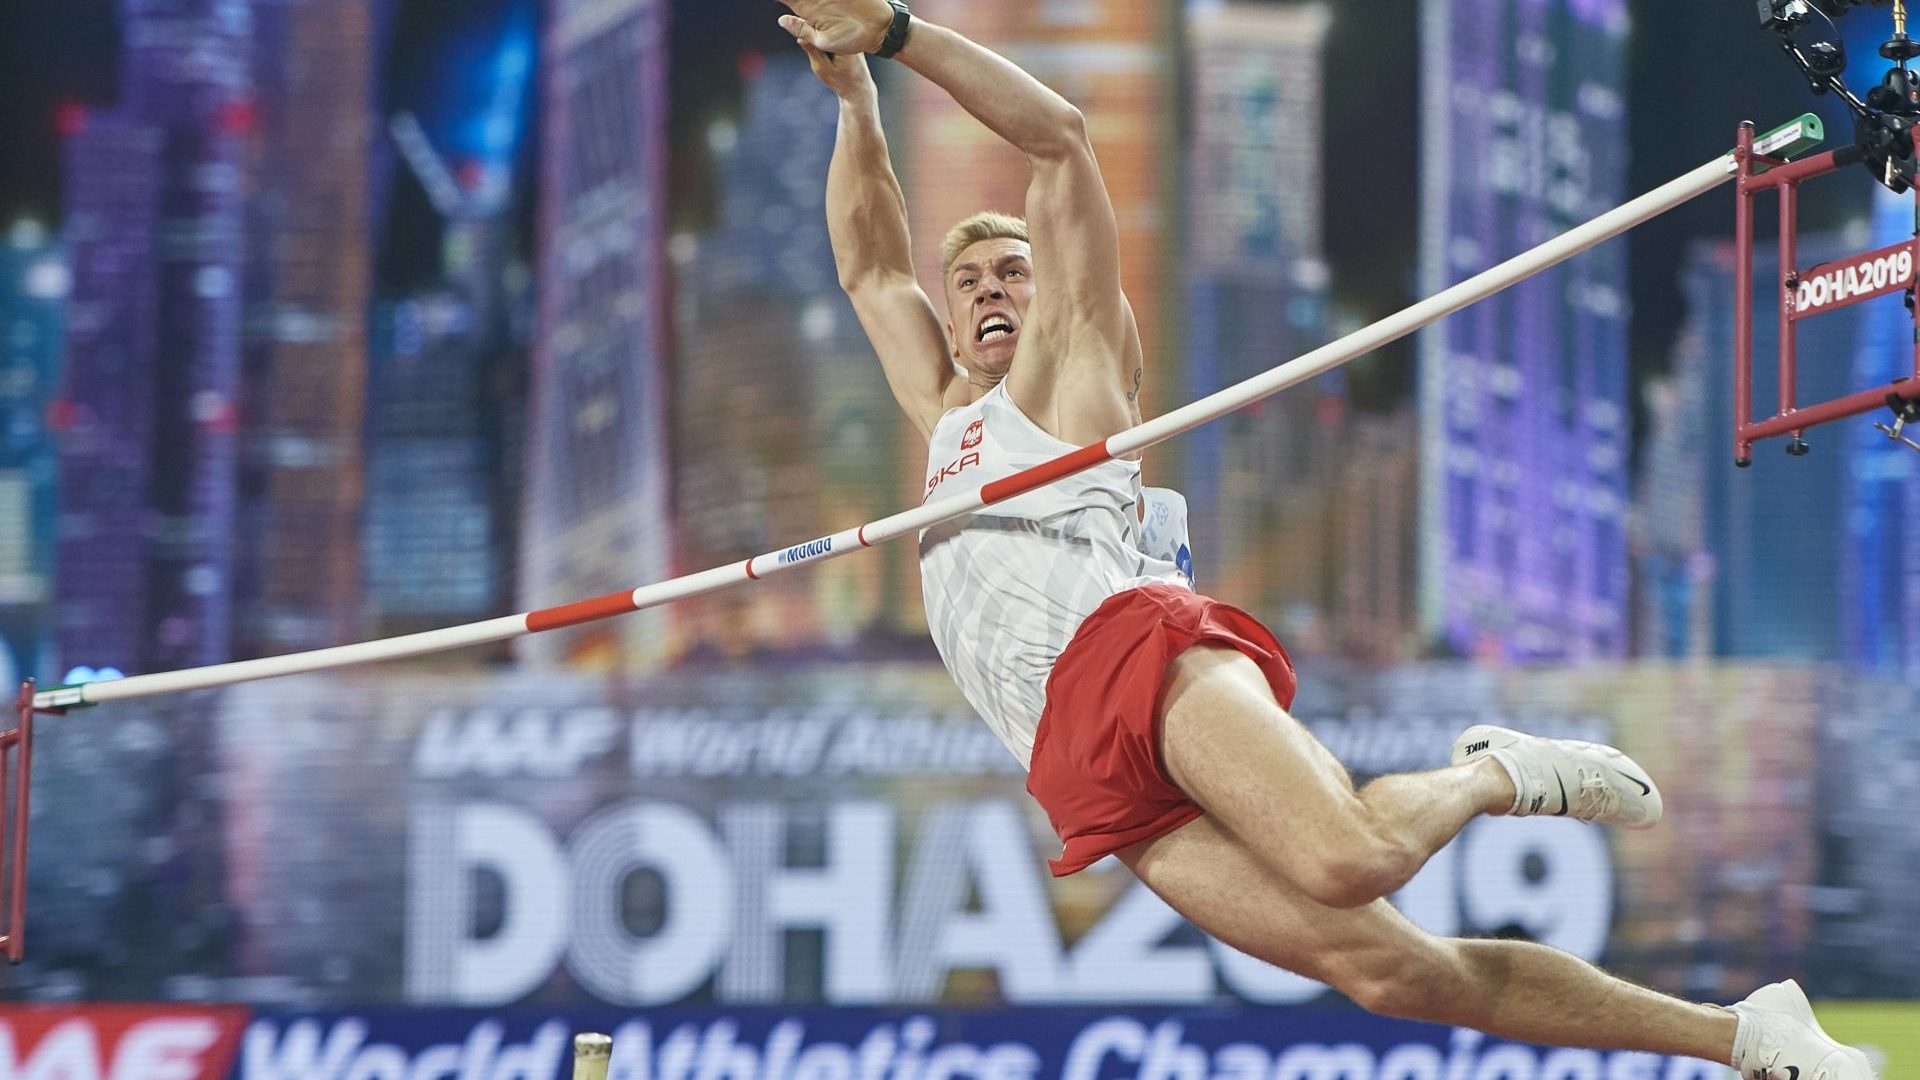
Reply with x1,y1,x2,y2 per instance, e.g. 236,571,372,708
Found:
944,237,1036,381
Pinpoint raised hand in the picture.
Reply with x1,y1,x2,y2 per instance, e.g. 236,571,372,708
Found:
776,0,894,57
791,35,876,99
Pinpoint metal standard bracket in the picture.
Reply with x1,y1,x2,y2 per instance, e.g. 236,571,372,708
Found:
1734,116,1920,464
0,681,41,964
1872,421,1920,448
1873,390,1920,450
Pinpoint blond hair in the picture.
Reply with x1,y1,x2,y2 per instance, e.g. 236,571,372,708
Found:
940,211,1030,274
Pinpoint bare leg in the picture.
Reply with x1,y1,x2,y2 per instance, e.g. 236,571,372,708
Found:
1158,644,1515,907
1121,814,1738,1064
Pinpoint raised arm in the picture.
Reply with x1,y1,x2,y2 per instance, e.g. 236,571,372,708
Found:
794,43,957,441
903,21,1127,350
780,3,1130,377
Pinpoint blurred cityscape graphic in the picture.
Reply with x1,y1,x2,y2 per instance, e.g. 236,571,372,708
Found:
16,0,1915,688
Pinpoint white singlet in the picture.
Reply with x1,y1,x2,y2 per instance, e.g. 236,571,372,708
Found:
918,383,1192,767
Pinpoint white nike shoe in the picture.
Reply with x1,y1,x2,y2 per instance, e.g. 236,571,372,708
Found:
1731,980,1879,1080
1450,725,1664,829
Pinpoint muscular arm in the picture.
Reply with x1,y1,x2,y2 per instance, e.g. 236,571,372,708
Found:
892,21,1130,377
780,3,1134,415
823,61,957,440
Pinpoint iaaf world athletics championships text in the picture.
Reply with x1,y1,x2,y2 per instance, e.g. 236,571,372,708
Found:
233,1014,1724,1080
408,705,1611,781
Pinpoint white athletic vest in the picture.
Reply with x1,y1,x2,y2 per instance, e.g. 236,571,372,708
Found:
918,383,1192,767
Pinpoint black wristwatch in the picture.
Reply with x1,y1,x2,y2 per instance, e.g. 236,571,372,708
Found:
873,0,913,59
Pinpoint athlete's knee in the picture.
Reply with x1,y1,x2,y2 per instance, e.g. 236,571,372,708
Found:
1292,829,1424,909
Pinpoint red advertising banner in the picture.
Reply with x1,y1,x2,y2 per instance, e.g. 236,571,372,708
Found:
0,1005,251,1080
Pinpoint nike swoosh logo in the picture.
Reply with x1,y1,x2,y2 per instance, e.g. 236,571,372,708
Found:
1555,774,1569,816
1617,771,1652,796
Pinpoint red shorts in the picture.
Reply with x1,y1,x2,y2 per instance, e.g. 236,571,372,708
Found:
1026,582,1298,876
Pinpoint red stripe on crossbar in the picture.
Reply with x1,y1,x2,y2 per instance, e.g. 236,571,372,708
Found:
527,591,640,632
981,442,1113,503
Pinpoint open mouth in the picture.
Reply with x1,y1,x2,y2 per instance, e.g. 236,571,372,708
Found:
977,316,1015,343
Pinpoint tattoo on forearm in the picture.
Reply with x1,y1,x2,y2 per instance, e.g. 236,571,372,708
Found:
1126,367,1143,403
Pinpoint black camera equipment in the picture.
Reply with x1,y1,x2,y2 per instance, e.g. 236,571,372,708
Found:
1761,0,1920,192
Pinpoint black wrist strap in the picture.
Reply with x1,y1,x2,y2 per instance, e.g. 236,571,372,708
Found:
874,0,912,59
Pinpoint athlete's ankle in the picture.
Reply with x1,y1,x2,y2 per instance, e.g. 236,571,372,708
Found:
1722,1004,1752,1070
1474,753,1522,814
